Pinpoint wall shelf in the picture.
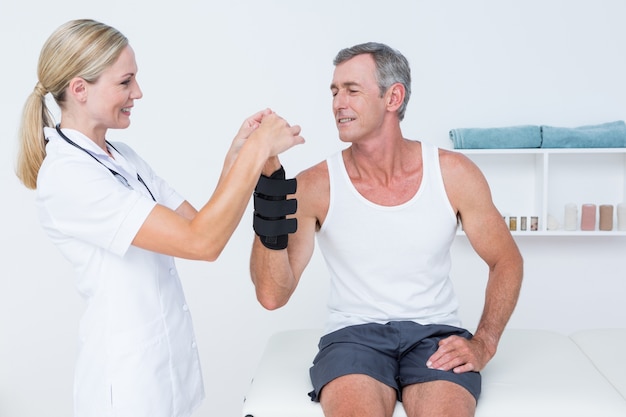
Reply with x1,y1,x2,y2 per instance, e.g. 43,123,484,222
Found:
455,148,626,236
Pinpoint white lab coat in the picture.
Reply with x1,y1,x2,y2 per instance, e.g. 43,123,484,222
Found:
36,127,204,417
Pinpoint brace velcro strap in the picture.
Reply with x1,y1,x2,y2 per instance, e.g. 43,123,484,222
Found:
254,195,297,218
253,215,298,237
258,234,288,250
255,172,297,196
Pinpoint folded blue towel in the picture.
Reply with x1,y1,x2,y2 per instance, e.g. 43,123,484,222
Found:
449,125,542,149
540,121,626,148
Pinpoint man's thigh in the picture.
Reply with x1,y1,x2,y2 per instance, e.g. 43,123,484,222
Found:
320,374,397,417
309,324,401,402
402,380,476,417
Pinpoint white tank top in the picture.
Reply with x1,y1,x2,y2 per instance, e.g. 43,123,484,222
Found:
317,142,461,335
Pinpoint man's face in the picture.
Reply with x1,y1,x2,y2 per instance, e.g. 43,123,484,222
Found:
330,54,387,144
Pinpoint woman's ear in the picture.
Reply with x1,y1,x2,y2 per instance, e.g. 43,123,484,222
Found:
67,77,88,103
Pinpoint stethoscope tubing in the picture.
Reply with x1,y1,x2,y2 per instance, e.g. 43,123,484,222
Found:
54,124,156,201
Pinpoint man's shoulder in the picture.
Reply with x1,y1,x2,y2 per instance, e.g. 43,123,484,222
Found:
291,159,331,222
297,159,329,189
438,147,475,169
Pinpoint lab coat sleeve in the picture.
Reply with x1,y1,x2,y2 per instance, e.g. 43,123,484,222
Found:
37,147,157,257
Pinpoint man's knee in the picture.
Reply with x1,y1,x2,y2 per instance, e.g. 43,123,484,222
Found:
320,374,396,417
402,380,476,417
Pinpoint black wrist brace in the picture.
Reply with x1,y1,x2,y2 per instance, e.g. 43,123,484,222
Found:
253,166,297,250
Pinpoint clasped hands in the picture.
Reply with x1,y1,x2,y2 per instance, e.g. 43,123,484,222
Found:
233,108,304,158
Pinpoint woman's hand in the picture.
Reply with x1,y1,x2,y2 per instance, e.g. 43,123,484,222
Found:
227,109,304,170
250,112,304,157
227,108,273,160
220,109,304,184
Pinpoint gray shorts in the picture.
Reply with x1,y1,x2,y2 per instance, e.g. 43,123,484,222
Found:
308,321,481,402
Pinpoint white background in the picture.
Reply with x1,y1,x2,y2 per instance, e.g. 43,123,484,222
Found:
1,1,626,416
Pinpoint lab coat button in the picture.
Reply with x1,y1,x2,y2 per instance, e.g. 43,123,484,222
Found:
183,304,189,312
169,268,176,276
191,341,197,349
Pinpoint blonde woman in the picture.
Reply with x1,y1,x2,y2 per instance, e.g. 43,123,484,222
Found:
16,19,304,417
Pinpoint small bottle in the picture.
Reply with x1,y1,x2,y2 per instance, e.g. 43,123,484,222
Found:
509,216,517,231
530,216,539,231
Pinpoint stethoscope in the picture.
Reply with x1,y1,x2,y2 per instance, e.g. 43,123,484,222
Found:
55,124,156,202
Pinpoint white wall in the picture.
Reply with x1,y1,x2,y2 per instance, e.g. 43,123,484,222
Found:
2,1,626,416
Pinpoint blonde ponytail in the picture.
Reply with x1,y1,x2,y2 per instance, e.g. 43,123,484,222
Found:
16,84,54,189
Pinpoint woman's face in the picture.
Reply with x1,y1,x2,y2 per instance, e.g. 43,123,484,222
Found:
85,45,143,133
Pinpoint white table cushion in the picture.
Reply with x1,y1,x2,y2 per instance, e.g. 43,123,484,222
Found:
570,328,626,398
242,328,626,417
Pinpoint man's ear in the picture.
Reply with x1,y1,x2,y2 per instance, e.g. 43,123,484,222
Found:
67,77,88,102
386,83,405,112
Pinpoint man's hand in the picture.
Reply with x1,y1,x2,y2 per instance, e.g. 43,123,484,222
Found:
262,156,282,176
426,335,495,374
